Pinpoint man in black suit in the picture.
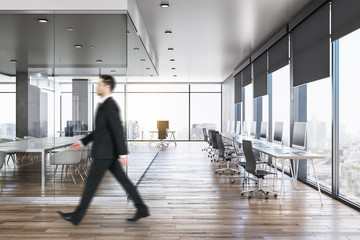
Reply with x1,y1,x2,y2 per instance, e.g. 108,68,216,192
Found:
58,75,149,226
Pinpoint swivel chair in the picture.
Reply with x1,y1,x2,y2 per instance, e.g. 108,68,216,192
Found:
240,140,277,199
214,134,240,175
157,121,169,148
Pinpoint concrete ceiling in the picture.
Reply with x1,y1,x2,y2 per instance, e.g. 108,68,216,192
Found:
135,0,312,82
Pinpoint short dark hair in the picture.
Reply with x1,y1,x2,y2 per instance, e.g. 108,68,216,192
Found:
100,75,116,91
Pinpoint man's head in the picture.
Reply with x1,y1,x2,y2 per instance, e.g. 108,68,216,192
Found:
96,75,116,97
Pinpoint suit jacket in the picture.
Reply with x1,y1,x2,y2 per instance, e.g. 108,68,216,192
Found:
81,97,128,159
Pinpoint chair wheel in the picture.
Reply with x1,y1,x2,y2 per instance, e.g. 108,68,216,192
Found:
274,194,278,198
265,196,268,199
248,195,251,199
231,173,233,175
266,191,269,194
219,173,222,175
241,192,244,195
238,172,241,175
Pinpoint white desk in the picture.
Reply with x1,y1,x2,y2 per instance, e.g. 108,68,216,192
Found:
0,136,82,190
222,133,326,204
149,130,177,147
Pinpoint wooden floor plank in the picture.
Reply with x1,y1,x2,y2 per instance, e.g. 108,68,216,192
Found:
0,142,359,239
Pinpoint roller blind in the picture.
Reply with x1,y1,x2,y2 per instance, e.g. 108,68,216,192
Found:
253,53,267,98
292,3,329,87
268,36,289,73
234,72,242,103
332,0,360,41
242,64,252,87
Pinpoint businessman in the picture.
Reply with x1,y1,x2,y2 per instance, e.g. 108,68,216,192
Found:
58,75,149,226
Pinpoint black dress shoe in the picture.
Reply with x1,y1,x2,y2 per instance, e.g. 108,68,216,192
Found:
57,211,79,226
127,210,150,222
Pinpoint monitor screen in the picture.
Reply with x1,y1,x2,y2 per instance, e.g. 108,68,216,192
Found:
273,122,283,143
250,121,256,137
241,121,248,136
236,121,241,135
260,122,267,140
292,122,306,150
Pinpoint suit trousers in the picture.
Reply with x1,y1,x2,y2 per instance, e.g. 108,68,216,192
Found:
72,158,147,223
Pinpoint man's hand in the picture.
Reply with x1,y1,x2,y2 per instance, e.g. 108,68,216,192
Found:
119,156,128,166
70,141,83,150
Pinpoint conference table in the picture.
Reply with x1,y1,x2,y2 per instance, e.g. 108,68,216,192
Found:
222,133,326,204
0,136,82,190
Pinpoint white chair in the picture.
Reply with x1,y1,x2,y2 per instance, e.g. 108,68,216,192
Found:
50,149,82,184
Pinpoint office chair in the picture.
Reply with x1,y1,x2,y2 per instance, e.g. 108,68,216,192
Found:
240,140,277,199
201,128,211,152
209,130,220,161
157,121,169,148
214,134,241,175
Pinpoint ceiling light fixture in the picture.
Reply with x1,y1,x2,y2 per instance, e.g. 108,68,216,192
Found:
74,45,83,49
170,59,175,61
38,19,48,23
150,75,154,77
133,48,140,51
10,59,17,63
141,59,146,61
111,70,116,72
146,67,150,70
165,30,172,35
171,67,176,70
96,59,103,63
67,27,74,31
160,3,170,8
168,47,174,51
89,46,95,49
173,75,177,77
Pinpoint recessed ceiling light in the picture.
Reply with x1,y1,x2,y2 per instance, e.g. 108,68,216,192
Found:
173,75,177,77
170,59,175,61
171,67,176,70
96,59,103,63
150,75,154,77
168,48,174,51
89,46,95,49
38,19,48,23
160,3,170,8
146,67,150,70
141,59,146,61
67,27,74,31
133,48,140,51
111,70,116,72
165,30,172,35
10,59,17,63
74,45,82,49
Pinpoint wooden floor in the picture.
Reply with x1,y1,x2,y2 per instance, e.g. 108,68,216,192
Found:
0,142,360,239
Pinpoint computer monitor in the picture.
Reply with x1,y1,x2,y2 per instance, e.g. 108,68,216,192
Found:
273,122,283,144
250,121,256,138
260,121,267,140
236,121,241,135
230,121,235,133
241,121,248,136
292,122,306,150
226,121,230,133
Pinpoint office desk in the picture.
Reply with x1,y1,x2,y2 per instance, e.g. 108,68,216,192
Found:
149,130,177,146
0,136,82,190
222,133,326,204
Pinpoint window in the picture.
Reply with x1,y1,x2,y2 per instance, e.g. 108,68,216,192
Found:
190,93,221,140
338,28,360,204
